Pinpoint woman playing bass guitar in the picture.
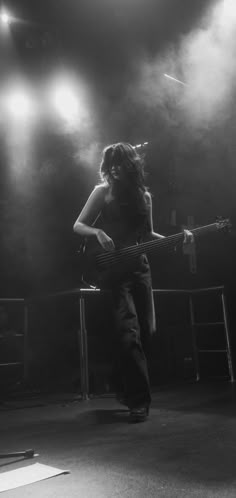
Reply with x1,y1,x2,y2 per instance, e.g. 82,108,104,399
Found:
73,142,193,423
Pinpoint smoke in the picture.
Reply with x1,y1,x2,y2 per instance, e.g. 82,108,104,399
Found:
73,140,102,170
128,0,236,136
180,0,236,128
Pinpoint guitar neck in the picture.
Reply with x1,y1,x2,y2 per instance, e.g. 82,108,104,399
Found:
95,221,224,269
130,222,219,258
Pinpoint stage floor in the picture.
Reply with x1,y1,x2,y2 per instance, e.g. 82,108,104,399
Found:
0,381,236,497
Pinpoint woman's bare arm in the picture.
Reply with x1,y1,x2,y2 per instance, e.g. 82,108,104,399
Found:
73,184,106,237
73,184,115,250
144,191,194,246
144,191,165,240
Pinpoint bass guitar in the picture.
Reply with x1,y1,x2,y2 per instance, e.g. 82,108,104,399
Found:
78,218,230,288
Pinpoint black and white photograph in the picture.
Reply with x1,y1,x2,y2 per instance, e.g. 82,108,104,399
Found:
0,1,236,496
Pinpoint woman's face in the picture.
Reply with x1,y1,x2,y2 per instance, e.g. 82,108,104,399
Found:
110,164,124,181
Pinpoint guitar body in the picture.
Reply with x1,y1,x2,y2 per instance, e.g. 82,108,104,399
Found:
78,235,145,288
79,238,110,287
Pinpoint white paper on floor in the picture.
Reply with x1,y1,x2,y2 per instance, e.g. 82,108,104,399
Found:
0,462,70,493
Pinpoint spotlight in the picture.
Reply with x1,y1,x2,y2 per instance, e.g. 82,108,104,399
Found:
5,90,34,120
48,73,90,132
1,10,10,25
52,84,79,122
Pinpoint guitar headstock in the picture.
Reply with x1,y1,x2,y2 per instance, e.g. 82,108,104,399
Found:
216,216,232,232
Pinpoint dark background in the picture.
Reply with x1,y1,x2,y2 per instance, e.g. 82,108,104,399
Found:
0,0,235,390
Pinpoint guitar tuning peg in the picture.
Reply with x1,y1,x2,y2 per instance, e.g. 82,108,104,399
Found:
216,217,231,232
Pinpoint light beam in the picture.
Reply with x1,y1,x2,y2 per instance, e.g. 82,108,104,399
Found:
164,73,187,86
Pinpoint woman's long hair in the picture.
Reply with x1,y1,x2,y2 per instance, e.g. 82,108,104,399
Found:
99,142,148,218
100,142,147,191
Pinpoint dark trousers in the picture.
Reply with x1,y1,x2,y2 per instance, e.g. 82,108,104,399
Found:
111,259,156,409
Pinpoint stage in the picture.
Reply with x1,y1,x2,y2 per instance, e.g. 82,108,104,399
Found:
0,381,236,497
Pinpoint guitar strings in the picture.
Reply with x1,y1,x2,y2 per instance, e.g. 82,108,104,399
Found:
96,223,217,267
97,232,191,267
96,224,215,264
96,222,221,266
97,241,183,269
97,233,182,266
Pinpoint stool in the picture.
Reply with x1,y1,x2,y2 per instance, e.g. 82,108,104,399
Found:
189,286,235,382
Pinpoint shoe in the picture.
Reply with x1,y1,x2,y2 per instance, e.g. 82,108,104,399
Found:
129,405,149,423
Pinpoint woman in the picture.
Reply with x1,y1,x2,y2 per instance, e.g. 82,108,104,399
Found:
73,142,191,423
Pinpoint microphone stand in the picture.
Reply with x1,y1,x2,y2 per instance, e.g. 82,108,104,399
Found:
0,449,36,459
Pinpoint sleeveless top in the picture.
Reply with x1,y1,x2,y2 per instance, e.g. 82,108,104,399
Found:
96,189,151,274
99,194,149,245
